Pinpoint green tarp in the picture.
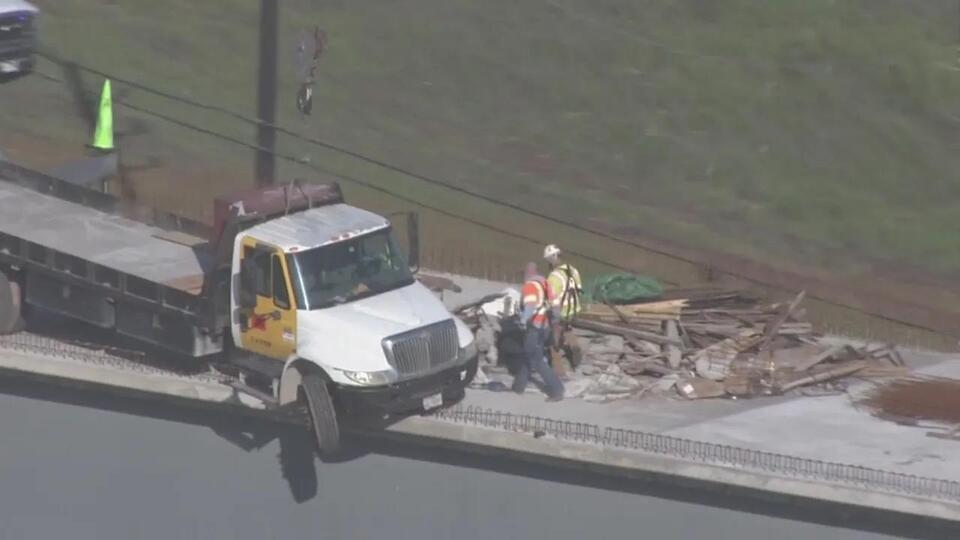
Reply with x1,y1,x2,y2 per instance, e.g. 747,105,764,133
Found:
584,273,663,305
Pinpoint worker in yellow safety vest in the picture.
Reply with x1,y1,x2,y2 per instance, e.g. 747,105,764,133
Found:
544,244,584,374
512,262,564,401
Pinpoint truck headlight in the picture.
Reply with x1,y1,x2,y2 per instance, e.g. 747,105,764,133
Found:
342,369,395,386
458,341,478,363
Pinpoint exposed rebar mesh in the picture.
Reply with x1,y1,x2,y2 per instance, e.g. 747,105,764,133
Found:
0,332,220,384
432,404,960,502
860,376,960,425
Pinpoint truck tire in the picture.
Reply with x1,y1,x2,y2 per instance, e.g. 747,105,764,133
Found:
0,272,22,335
300,372,341,458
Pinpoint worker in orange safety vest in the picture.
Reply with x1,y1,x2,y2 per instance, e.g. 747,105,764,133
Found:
511,262,564,401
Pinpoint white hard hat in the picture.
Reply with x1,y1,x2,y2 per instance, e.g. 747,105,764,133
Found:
543,244,561,261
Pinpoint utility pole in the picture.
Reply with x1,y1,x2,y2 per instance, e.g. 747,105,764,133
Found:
255,0,279,187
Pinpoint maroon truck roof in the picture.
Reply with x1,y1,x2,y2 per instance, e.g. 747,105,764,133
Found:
212,181,343,243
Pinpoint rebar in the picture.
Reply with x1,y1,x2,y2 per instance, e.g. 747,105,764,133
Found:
433,404,960,502
860,376,960,425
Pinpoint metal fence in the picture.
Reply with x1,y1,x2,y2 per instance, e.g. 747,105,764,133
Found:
433,404,960,503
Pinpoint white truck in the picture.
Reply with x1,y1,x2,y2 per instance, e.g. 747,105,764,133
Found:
0,160,478,456
0,0,37,77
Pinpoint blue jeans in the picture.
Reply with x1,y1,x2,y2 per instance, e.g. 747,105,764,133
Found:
512,325,564,399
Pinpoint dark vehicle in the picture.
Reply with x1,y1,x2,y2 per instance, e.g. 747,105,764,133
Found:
0,1,38,78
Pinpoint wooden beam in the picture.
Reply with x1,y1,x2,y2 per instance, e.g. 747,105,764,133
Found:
571,318,682,347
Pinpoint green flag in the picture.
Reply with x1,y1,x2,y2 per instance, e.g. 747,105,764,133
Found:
91,79,114,151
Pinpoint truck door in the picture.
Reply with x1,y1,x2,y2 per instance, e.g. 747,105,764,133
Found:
237,239,297,360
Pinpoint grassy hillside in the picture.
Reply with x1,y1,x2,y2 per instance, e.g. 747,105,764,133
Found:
4,0,960,283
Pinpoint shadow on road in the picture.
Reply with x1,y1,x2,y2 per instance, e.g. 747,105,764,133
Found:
357,431,960,540
0,372,958,539
0,373,340,504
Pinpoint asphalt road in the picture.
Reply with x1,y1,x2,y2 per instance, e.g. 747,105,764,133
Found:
0,377,951,540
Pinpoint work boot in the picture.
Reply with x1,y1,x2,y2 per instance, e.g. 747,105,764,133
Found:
545,394,563,403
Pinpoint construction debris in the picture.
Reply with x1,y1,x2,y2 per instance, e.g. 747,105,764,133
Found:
457,286,907,403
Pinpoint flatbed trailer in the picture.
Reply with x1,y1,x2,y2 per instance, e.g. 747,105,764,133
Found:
0,159,479,455
0,161,218,354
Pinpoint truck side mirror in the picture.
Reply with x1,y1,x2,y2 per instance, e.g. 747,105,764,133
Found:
406,212,420,274
239,258,258,309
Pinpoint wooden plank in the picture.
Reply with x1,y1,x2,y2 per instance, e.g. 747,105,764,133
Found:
724,374,763,397
163,273,205,295
791,344,850,372
584,304,683,319
776,360,867,393
770,344,829,371
664,320,682,369
152,230,208,248
692,329,764,380
682,324,749,337
623,335,661,355
571,318,682,347
758,291,806,352
691,329,763,361
769,344,828,370
580,313,660,323
586,299,687,312
676,378,726,399
858,365,910,378
621,356,672,377
604,301,632,325
863,345,906,367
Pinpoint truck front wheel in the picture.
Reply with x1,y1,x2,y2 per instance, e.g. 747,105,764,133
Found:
300,372,341,458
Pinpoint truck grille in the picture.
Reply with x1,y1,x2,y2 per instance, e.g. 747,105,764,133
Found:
383,319,458,378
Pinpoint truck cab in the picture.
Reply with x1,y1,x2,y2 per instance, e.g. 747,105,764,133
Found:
214,190,477,456
231,202,477,406
0,0,38,78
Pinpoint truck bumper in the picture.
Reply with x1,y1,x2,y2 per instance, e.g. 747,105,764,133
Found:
334,354,478,416
0,40,35,75
0,54,33,75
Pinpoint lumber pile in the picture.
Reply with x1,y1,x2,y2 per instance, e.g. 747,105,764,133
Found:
569,289,907,401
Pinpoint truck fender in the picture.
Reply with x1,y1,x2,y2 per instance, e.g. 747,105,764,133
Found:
278,357,329,405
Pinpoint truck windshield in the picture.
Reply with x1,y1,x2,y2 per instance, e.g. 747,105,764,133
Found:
286,228,414,310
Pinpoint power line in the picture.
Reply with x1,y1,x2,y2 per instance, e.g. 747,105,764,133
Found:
29,66,958,334
32,67,666,282
36,52,709,270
